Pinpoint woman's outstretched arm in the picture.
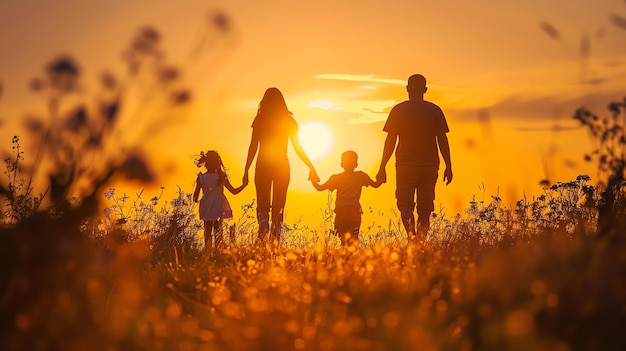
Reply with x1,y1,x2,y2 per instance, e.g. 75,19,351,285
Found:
290,133,320,183
243,129,260,184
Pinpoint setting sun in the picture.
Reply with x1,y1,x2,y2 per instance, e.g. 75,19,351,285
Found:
298,121,334,160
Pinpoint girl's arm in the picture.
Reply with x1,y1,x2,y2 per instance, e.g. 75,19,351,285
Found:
243,128,260,184
193,175,201,202
290,133,320,183
225,177,246,195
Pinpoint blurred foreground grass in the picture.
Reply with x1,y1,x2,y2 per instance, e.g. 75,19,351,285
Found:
2,175,625,351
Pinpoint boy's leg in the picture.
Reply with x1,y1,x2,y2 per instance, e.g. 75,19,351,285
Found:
334,212,351,246
346,218,360,247
335,207,361,247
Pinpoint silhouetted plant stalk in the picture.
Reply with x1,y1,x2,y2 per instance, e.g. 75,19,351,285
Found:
0,14,248,351
574,97,626,236
1,136,48,223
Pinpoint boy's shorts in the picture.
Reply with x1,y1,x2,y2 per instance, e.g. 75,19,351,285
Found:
334,205,362,238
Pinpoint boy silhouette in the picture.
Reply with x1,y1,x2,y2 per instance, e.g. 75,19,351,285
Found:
312,150,382,246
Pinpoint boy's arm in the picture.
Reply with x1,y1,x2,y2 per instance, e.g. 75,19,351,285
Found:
364,172,383,188
371,177,384,188
311,179,330,192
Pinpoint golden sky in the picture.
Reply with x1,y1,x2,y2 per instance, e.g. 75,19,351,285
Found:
1,0,626,229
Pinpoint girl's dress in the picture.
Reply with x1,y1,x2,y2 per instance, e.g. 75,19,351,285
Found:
197,172,233,221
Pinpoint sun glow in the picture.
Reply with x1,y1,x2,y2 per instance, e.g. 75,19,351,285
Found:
298,121,334,160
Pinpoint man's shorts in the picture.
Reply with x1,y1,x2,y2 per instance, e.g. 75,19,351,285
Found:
395,165,438,213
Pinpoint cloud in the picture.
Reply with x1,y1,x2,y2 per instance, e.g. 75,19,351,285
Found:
316,74,405,85
305,98,342,111
448,91,626,125
347,113,388,124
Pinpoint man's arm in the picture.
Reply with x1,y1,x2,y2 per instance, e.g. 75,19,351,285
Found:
376,133,398,183
437,133,453,185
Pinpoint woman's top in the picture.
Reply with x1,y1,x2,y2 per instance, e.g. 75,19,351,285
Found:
251,113,298,166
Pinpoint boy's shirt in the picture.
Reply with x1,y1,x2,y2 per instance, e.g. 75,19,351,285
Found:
324,171,376,210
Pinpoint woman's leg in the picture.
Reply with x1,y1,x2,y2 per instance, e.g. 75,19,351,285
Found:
255,167,272,243
271,162,290,241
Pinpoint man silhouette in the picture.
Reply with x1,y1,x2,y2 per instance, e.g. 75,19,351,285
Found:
376,74,453,243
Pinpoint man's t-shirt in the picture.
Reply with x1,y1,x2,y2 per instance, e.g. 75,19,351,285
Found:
324,171,375,210
383,100,449,167
251,113,298,165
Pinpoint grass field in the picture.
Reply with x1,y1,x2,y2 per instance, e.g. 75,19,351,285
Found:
2,174,626,351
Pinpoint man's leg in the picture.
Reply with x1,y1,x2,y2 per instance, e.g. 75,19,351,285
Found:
416,166,439,243
396,166,418,240
416,211,431,242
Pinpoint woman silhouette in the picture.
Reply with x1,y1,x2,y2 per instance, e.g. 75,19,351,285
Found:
243,87,319,244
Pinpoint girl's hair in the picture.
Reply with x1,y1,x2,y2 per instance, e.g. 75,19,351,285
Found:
255,87,293,123
196,150,226,183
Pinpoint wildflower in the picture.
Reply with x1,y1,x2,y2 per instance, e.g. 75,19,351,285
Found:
103,207,113,219
46,56,81,92
104,188,115,200
576,174,591,182
151,196,159,206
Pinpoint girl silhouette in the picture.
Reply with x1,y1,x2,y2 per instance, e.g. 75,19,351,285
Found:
243,87,319,244
193,150,246,253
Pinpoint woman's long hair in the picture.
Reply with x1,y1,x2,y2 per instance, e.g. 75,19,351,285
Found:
256,87,293,122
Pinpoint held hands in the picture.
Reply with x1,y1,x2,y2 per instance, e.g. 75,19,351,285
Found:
376,168,387,184
242,171,249,187
308,169,320,183
443,167,453,185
